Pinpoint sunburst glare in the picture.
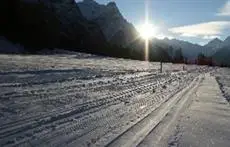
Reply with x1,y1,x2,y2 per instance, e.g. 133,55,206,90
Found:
138,23,157,40
137,0,156,61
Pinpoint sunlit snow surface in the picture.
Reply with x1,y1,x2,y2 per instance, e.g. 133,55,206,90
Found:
0,52,211,146
215,68,230,102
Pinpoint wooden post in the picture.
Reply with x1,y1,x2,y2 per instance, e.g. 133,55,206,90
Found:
160,61,163,73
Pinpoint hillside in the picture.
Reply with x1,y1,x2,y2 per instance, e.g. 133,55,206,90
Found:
77,0,138,46
0,0,107,53
212,46,230,66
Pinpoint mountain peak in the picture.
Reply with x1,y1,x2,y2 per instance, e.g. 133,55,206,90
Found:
207,38,223,45
203,37,223,56
106,1,119,13
107,1,116,7
213,37,222,42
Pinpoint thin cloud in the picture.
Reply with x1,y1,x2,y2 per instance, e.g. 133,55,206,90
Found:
217,0,230,16
155,33,174,40
169,21,230,38
203,35,221,40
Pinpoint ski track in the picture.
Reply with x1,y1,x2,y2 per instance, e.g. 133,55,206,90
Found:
215,68,230,102
0,54,210,147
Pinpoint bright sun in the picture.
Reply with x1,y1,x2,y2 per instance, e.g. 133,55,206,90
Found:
138,23,157,40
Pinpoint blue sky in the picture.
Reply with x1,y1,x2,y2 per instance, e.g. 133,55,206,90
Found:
80,0,230,45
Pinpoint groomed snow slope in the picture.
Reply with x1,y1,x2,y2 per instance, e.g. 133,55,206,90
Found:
0,52,210,146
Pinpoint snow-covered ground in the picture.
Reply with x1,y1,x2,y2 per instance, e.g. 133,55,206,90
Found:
0,52,212,146
136,73,230,147
167,74,230,147
215,68,230,102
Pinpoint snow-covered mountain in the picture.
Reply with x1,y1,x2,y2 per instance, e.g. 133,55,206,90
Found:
76,0,110,20
204,38,223,56
205,38,223,49
77,0,138,46
155,36,230,60
149,38,205,60
212,36,230,66
165,39,205,59
204,36,230,52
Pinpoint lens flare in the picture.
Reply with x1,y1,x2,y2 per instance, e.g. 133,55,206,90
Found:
139,23,157,40
136,0,155,61
145,0,150,61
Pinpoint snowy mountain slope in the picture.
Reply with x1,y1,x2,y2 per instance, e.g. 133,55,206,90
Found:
204,38,223,49
204,38,223,56
211,36,230,65
150,38,205,59
76,0,106,20
155,36,230,60
77,0,138,46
